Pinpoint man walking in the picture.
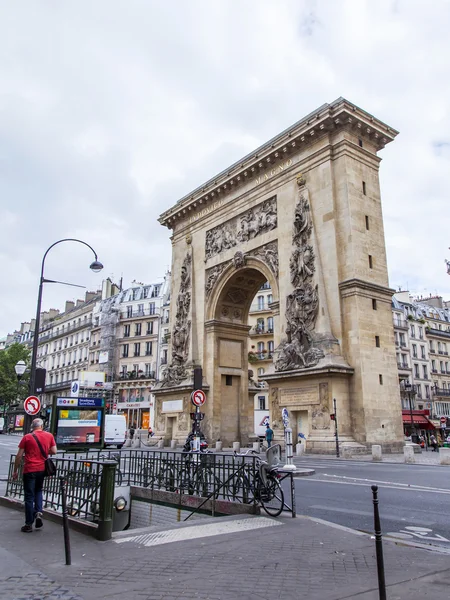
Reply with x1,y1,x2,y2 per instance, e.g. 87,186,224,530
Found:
265,423,274,448
12,418,57,533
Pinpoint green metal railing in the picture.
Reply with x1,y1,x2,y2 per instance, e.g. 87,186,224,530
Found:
6,456,117,538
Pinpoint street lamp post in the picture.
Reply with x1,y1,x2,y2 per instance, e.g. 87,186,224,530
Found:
26,239,103,434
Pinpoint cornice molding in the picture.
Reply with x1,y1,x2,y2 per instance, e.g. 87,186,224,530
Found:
159,98,398,229
339,278,395,300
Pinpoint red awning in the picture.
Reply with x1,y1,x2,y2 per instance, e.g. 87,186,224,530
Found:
402,414,435,429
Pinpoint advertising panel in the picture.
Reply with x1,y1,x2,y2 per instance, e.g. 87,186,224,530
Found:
54,397,104,447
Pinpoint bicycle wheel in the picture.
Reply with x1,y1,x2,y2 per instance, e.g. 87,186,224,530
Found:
260,477,284,517
196,468,220,497
226,475,253,503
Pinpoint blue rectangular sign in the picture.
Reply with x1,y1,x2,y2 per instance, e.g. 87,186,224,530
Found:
56,397,104,408
78,397,104,407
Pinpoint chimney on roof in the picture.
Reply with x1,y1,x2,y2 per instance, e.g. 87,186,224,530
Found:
65,301,75,313
85,291,96,302
76,299,84,307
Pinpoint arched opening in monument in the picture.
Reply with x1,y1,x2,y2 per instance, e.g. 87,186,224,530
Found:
205,261,279,445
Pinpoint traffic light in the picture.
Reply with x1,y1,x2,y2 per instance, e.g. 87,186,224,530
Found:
330,413,335,421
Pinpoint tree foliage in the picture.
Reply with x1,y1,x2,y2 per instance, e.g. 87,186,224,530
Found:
0,343,31,412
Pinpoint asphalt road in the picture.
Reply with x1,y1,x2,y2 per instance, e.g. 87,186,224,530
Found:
292,456,450,550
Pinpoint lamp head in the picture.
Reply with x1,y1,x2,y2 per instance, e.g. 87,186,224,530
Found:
14,360,27,379
89,260,103,273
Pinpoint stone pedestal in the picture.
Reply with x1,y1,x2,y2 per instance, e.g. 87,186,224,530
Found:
440,448,450,465
372,445,382,462
404,445,415,464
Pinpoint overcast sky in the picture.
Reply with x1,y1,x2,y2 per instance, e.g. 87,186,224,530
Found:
1,0,449,338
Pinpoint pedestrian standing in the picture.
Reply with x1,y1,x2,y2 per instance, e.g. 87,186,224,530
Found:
265,423,274,448
129,423,135,440
147,425,154,440
430,433,438,452
12,418,57,533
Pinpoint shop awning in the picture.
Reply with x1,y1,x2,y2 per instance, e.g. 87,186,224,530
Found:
402,412,435,429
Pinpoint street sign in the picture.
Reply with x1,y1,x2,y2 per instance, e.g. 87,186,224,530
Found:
71,381,79,397
191,389,206,407
24,396,41,416
440,416,447,424
281,407,289,427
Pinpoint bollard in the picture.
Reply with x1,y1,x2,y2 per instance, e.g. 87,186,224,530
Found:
233,442,241,453
252,441,260,453
170,440,177,449
371,485,386,600
372,445,382,462
157,439,164,448
97,462,116,541
215,441,223,452
440,447,450,465
283,428,296,471
59,476,72,566
404,445,415,464
296,443,305,456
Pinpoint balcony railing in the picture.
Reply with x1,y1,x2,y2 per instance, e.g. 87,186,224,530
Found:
426,327,450,340
397,362,410,370
393,319,408,329
120,309,159,320
249,352,274,362
115,372,156,382
433,388,450,397
38,319,93,343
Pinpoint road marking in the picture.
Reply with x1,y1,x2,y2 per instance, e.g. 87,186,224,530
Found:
300,477,450,495
323,473,450,492
114,517,281,547
386,526,450,543
308,504,437,525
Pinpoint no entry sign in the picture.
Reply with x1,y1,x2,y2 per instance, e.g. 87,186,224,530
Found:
191,389,206,407
24,396,41,416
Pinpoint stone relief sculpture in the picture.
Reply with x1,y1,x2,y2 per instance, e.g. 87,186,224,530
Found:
250,241,279,278
233,251,246,269
205,196,277,260
275,177,324,372
205,263,228,300
160,251,192,387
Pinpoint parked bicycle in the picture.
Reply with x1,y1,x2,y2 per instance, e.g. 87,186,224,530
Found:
227,449,285,517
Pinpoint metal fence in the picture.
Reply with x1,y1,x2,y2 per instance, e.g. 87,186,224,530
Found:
57,449,261,505
6,456,116,522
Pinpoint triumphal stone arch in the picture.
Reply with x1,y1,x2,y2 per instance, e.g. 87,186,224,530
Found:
153,98,404,453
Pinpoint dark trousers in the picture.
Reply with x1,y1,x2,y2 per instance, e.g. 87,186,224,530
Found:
23,471,45,525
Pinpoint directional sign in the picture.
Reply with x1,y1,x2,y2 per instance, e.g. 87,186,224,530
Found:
282,407,289,428
24,396,41,416
191,389,206,407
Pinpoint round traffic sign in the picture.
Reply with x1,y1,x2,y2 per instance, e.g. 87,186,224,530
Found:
24,396,41,416
191,389,206,407
440,416,447,424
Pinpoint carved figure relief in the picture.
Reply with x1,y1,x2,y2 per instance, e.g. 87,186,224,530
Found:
233,251,246,269
249,241,279,278
312,404,331,430
205,196,277,260
205,263,227,300
178,411,188,432
275,178,324,372
160,251,192,387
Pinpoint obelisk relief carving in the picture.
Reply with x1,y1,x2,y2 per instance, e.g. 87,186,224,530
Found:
275,176,324,371
160,251,192,386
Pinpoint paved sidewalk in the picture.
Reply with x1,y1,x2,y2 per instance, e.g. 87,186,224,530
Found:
1,504,450,599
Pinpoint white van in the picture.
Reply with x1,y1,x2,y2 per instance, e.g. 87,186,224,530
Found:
104,415,127,449
0,417,4,433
